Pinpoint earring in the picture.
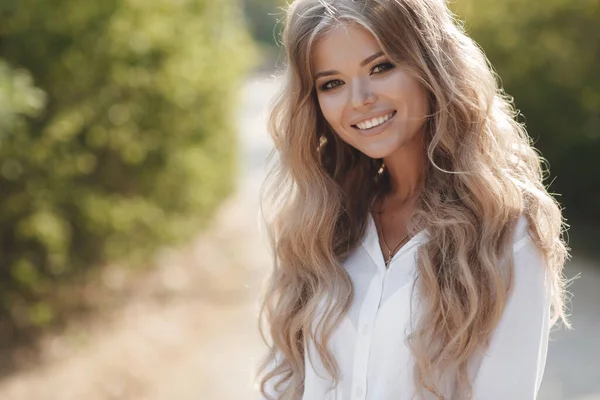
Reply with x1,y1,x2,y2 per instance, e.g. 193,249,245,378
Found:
317,135,327,152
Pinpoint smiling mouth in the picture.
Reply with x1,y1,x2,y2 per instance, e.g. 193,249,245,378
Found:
351,110,397,130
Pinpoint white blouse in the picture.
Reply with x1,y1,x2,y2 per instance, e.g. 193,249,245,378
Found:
260,214,552,400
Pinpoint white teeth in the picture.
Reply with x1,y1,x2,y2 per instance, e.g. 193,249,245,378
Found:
355,112,394,130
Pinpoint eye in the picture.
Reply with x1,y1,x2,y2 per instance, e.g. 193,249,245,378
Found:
320,79,344,91
371,62,395,74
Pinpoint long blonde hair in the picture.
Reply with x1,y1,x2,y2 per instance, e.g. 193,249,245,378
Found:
257,0,570,399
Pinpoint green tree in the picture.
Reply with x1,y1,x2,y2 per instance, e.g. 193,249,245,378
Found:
0,0,256,329
243,0,284,46
451,0,600,221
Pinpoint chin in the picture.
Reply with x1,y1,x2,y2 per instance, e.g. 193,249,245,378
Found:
356,143,400,160
360,149,387,159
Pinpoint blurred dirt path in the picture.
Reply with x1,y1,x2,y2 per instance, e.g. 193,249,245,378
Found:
0,74,597,400
0,74,279,400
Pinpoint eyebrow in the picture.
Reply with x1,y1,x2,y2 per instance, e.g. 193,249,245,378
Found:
313,51,385,80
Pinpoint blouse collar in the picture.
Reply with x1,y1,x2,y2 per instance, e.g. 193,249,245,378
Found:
361,213,429,274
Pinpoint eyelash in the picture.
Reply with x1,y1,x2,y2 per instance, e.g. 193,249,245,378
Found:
319,62,395,91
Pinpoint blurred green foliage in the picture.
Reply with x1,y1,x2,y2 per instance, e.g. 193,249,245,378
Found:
0,0,256,329
243,0,284,46
242,0,286,70
451,0,600,222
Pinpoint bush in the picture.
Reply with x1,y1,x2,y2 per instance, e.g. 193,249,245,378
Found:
243,0,284,46
451,0,600,221
0,0,256,329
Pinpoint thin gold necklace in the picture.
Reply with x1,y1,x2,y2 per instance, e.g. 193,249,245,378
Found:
373,195,410,268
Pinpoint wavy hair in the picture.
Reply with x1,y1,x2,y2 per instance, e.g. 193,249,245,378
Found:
257,0,570,399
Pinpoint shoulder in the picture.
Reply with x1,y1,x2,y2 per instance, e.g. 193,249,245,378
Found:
508,214,549,295
509,213,546,265
511,213,532,252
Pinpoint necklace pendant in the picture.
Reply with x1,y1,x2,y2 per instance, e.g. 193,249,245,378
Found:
386,251,392,268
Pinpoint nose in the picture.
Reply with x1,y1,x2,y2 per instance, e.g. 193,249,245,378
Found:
349,77,376,109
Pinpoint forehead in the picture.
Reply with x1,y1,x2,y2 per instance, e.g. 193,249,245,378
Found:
311,22,382,74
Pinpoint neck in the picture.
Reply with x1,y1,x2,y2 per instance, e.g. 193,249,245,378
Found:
382,129,426,204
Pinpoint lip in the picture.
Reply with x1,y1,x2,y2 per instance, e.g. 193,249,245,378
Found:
351,110,397,137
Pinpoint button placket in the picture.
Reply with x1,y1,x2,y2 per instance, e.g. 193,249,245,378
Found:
355,385,364,396
350,269,386,400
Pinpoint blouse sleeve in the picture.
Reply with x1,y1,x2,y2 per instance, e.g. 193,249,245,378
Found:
470,229,553,399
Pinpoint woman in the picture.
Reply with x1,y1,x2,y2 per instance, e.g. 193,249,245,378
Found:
256,0,570,399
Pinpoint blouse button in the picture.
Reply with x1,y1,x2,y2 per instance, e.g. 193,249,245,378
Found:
362,324,369,335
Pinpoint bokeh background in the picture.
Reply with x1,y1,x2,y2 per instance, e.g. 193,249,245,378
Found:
0,0,598,399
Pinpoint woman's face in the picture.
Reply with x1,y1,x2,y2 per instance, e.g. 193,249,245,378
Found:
311,22,429,159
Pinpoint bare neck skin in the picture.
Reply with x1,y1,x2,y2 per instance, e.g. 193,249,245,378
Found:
379,124,426,212
372,127,426,265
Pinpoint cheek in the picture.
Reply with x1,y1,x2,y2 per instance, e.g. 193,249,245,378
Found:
409,81,429,114
410,84,429,118
317,94,346,129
